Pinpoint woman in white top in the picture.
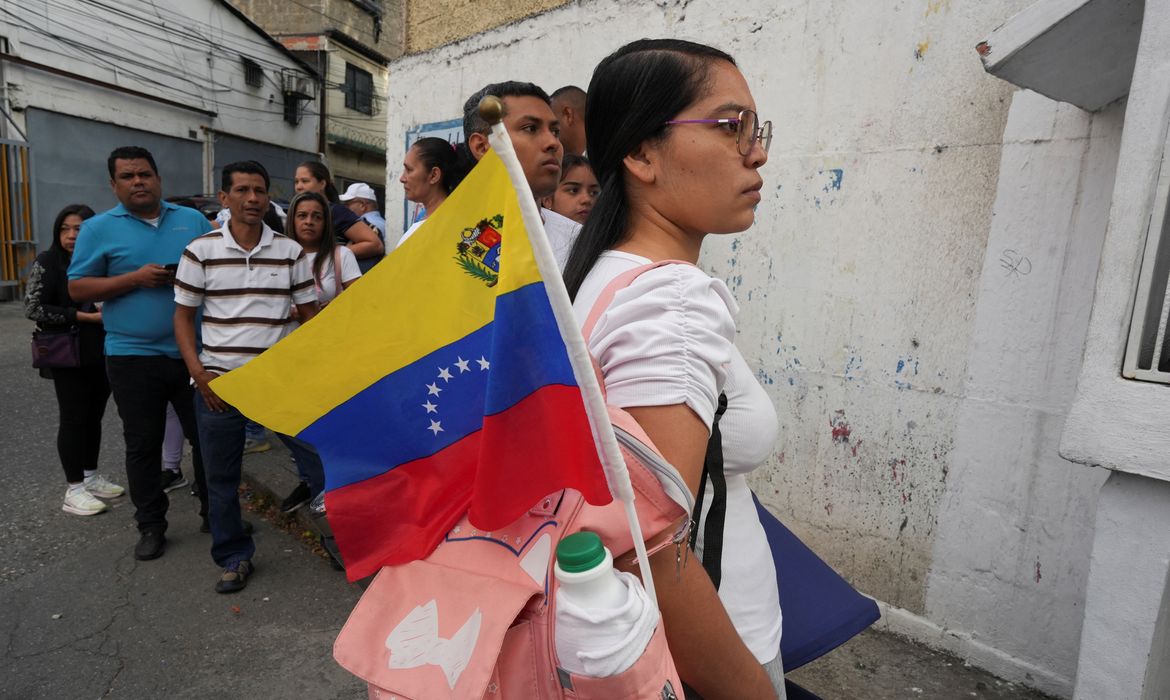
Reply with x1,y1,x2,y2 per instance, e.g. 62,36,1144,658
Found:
397,137,469,247
564,39,780,699
287,191,361,306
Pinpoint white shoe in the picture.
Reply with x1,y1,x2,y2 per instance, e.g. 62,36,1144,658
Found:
63,486,109,516
83,473,125,498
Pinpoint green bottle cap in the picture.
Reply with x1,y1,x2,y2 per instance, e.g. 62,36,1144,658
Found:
556,531,606,573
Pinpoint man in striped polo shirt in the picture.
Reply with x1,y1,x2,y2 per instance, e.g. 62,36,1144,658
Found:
174,160,318,593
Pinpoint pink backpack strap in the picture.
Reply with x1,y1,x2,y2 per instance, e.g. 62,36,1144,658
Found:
580,259,694,341
580,259,694,394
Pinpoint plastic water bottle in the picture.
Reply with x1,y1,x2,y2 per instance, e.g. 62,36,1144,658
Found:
554,531,658,678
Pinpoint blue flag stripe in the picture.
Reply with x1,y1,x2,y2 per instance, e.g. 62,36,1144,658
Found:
302,282,578,490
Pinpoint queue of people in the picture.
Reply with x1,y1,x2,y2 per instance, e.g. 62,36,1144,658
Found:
25,35,785,697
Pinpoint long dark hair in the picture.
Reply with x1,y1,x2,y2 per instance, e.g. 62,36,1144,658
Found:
297,160,339,203
50,204,96,261
411,137,469,195
562,39,736,299
287,191,336,284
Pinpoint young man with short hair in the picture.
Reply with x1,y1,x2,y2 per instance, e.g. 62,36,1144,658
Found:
69,146,214,561
550,85,587,156
174,160,318,593
461,81,582,269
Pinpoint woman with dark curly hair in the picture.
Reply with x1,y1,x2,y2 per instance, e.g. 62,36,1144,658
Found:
25,203,124,515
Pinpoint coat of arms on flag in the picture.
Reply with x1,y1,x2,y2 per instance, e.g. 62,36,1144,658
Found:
456,214,503,287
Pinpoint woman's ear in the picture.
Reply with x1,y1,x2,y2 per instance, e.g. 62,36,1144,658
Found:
428,167,441,186
622,141,657,186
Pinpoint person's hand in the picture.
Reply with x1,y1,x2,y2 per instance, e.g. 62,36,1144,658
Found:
194,370,228,412
289,305,301,322
133,263,173,288
76,310,102,324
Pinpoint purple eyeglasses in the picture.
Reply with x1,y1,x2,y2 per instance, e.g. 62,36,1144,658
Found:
664,109,772,156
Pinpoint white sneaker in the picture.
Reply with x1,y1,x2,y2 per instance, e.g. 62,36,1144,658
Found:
63,486,109,516
83,473,125,498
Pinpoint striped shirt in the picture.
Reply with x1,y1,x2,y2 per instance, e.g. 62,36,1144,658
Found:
174,224,315,374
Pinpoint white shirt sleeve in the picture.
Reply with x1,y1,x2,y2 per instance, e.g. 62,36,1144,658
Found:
588,264,739,430
173,246,205,307
338,247,362,284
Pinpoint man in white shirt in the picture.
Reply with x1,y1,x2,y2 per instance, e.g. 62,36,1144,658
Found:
339,182,386,243
461,81,582,270
174,160,318,594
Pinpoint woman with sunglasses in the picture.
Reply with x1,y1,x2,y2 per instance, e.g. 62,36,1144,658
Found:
565,40,780,699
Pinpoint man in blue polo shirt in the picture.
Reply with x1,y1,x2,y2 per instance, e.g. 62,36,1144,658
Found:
69,146,214,561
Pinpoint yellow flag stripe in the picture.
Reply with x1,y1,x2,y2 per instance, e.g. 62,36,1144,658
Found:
211,151,542,434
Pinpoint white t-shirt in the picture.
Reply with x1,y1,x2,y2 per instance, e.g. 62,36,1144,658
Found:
541,207,581,271
572,250,783,664
307,247,361,305
395,207,581,272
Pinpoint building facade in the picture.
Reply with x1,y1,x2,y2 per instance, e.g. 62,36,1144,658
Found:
0,0,321,294
227,0,403,207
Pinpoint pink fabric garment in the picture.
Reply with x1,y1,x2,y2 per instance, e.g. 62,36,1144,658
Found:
332,262,692,699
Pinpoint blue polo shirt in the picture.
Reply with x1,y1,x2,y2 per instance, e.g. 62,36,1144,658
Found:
69,201,213,357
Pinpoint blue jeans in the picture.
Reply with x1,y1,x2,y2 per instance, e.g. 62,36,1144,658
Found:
193,392,255,568
276,433,325,498
244,420,267,441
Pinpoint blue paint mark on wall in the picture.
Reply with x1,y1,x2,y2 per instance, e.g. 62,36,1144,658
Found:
823,168,844,192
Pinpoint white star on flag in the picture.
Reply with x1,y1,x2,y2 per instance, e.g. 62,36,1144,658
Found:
427,382,441,396
454,357,470,373
477,356,491,371
428,420,443,435
438,367,453,382
422,400,437,414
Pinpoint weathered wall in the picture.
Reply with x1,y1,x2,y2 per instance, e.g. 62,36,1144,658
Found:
916,91,1120,696
384,0,1115,694
228,0,404,59
404,0,569,53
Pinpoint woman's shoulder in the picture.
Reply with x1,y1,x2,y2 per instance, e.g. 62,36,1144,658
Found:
580,251,739,328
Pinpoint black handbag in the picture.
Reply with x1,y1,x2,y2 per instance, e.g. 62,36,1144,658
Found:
31,327,81,369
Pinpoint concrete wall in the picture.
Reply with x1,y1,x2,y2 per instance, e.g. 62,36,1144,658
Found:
404,0,568,53
228,0,404,59
384,0,1119,695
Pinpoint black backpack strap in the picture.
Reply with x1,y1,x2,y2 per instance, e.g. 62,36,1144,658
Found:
688,392,728,589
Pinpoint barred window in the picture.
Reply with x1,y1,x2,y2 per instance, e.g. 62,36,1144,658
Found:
344,63,373,115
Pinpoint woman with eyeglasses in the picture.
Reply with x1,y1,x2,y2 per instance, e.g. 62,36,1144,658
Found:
566,40,780,699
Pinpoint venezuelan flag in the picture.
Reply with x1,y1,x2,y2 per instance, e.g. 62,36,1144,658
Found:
211,151,612,580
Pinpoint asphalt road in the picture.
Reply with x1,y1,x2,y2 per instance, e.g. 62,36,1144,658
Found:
0,301,364,699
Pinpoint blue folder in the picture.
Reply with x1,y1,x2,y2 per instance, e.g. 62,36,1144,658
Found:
753,492,880,694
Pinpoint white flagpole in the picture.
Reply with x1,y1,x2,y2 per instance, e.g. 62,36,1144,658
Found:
480,97,659,604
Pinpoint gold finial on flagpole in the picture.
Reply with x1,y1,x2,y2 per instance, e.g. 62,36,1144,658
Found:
478,95,504,125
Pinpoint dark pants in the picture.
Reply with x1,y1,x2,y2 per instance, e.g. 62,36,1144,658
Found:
276,433,325,498
194,392,255,568
106,356,208,534
50,365,110,484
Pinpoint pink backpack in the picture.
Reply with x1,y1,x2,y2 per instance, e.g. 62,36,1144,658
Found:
332,263,692,699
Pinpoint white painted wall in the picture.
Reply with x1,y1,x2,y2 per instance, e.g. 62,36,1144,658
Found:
2,0,318,152
383,0,1118,694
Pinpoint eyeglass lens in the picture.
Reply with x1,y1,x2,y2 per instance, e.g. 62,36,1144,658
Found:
737,111,773,155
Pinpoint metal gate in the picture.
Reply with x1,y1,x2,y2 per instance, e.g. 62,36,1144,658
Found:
0,139,35,300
